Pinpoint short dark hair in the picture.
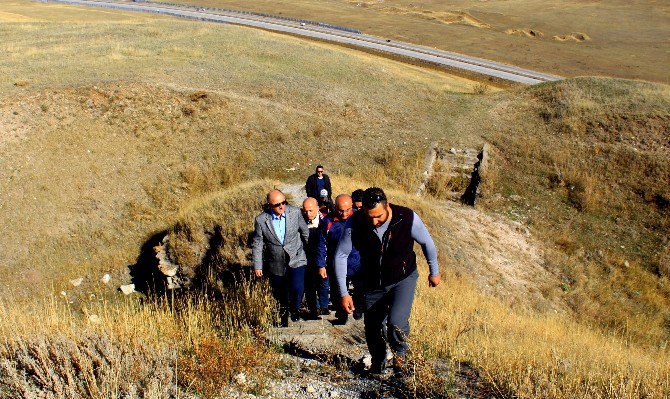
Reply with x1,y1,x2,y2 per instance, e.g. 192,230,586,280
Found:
351,189,364,203
316,165,324,171
362,187,387,209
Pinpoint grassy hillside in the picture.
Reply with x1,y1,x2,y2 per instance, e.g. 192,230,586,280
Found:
0,0,484,298
161,0,670,83
1,1,669,398
479,78,670,345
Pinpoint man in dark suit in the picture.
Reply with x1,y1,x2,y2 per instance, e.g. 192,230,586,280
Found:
305,165,332,202
252,189,310,327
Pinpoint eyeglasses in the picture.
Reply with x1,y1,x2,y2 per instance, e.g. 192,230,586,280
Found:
270,200,288,208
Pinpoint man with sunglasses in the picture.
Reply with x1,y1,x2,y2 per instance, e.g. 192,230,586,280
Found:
305,165,332,203
252,189,309,327
333,187,440,375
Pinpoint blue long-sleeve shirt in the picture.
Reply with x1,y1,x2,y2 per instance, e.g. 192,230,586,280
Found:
334,211,439,297
316,215,361,276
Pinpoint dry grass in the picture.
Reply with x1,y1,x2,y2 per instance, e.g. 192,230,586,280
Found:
1,3,669,398
163,0,670,83
411,272,670,398
0,3,483,300
480,78,670,346
0,290,276,398
373,186,670,398
323,181,670,397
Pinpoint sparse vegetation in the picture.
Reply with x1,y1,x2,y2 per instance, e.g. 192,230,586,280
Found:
160,0,670,83
1,2,669,398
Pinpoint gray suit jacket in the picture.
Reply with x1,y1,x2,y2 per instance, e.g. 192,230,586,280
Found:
252,205,309,276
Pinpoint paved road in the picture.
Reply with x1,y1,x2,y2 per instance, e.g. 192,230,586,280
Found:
46,0,562,85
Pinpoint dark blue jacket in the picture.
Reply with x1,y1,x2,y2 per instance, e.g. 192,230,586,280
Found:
317,213,361,276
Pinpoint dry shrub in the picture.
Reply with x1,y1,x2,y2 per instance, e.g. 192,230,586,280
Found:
655,244,670,278
179,150,255,195
426,166,470,199
472,82,489,95
182,104,196,116
259,87,276,99
400,352,458,398
0,332,177,398
178,334,276,398
565,173,595,212
367,150,424,192
0,288,277,399
216,279,276,331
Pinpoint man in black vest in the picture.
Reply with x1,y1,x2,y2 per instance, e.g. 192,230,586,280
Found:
334,187,441,375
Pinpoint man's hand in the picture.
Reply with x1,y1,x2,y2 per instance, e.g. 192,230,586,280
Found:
318,267,327,279
340,295,355,315
254,269,263,278
428,274,441,287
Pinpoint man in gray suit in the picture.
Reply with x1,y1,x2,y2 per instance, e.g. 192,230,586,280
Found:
252,189,310,327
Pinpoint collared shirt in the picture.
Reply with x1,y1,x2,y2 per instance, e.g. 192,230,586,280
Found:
270,212,287,244
306,215,320,229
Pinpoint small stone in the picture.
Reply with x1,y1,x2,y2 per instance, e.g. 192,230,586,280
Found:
70,277,83,287
330,390,340,398
158,262,178,277
60,291,67,297
361,354,372,368
306,384,316,394
233,372,246,385
119,284,135,295
624,261,630,268
101,274,111,284
88,314,101,324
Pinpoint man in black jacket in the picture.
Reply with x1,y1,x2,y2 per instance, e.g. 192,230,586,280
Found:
305,165,332,202
334,187,441,375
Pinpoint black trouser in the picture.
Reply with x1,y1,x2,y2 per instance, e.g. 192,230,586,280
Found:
268,266,305,316
304,263,329,311
363,268,419,367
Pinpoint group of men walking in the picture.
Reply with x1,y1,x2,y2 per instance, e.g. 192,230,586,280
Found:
251,165,441,375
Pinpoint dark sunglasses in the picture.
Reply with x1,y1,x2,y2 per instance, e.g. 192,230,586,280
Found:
362,192,386,208
270,200,288,208
316,170,324,173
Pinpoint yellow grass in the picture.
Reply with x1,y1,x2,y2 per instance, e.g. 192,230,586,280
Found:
164,0,670,83
320,179,670,397
1,2,669,397
0,291,277,397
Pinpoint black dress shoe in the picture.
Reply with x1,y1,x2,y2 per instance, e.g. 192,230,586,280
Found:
333,309,349,325
305,310,321,320
280,313,290,328
290,310,301,322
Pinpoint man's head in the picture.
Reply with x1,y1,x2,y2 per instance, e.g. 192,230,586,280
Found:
266,189,287,216
334,194,353,220
362,187,390,227
315,165,324,177
351,189,364,210
302,197,319,221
